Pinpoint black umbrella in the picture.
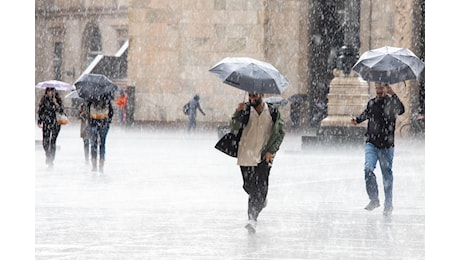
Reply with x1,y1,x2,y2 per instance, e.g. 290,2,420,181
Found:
352,46,425,84
74,73,119,102
209,57,289,94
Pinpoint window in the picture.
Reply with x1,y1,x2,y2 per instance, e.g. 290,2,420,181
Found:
53,42,63,80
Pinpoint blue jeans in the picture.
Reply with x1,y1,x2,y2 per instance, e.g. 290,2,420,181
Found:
364,142,394,208
90,125,109,160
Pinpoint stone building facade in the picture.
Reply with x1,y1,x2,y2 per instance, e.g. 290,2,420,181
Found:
35,0,424,129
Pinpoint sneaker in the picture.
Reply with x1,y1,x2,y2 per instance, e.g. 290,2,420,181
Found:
364,200,380,211
383,206,393,216
245,220,257,233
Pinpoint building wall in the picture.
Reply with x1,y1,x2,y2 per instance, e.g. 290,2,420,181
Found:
35,0,128,112
35,0,423,126
126,0,310,124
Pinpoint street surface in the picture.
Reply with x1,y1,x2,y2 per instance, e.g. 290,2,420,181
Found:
35,123,425,259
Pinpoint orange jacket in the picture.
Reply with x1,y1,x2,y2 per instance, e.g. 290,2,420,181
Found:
116,95,127,109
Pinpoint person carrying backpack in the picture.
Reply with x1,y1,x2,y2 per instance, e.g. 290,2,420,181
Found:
229,92,285,233
185,94,206,131
87,98,114,173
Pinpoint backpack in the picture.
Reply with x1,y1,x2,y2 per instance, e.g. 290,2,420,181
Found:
183,102,190,115
90,102,109,120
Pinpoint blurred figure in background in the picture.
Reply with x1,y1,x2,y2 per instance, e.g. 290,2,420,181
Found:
185,94,206,131
115,90,127,125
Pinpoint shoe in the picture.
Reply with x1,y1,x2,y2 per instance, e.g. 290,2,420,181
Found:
245,220,257,233
383,206,393,216
364,200,380,211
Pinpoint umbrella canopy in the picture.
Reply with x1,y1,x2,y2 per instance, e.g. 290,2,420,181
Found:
352,46,425,84
74,73,119,102
209,57,289,94
35,80,75,91
64,90,83,99
264,96,288,106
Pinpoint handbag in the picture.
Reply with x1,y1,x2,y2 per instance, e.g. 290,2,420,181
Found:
56,113,69,125
214,132,239,157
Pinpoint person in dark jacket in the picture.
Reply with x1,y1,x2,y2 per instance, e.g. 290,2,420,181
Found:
229,92,285,233
351,82,405,216
87,98,114,173
37,87,64,167
186,94,206,131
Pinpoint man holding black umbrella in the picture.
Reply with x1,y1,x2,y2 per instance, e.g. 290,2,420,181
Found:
229,92,285,233
351,82,405,216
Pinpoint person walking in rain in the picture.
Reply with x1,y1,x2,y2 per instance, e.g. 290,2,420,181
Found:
185,94,206,131
79,103,90,164
229,92,285,233
115,91,127,125
37,87,65,167
87,98,114,173
351,82,405,216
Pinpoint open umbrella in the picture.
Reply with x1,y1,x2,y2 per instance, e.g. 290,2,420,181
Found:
352,46,425,84
35,80,75,91
74,73,119,102
64,90,83,99
264,96,288,106
209,57,289,94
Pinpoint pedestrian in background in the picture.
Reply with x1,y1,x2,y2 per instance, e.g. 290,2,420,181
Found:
185,94,206,131
115,91,127,125
351,82,405,216
37,87,64,167
79,103,90,164
88,98,114,173
229,92,285,233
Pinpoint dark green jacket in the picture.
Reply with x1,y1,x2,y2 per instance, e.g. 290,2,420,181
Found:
229,102,285,156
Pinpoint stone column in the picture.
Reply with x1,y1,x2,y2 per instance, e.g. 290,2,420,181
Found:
318,69,369,140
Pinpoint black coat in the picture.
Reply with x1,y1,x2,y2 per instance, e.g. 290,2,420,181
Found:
356,94,405,148
37,95,64,126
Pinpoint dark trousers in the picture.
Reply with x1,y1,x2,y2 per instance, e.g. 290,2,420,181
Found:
90,125,109,160
83,138,89,162
188,114,197,131
42,124,60,163
240,161,271,221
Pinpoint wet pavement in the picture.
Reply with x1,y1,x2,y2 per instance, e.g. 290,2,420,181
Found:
35,123,425,259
